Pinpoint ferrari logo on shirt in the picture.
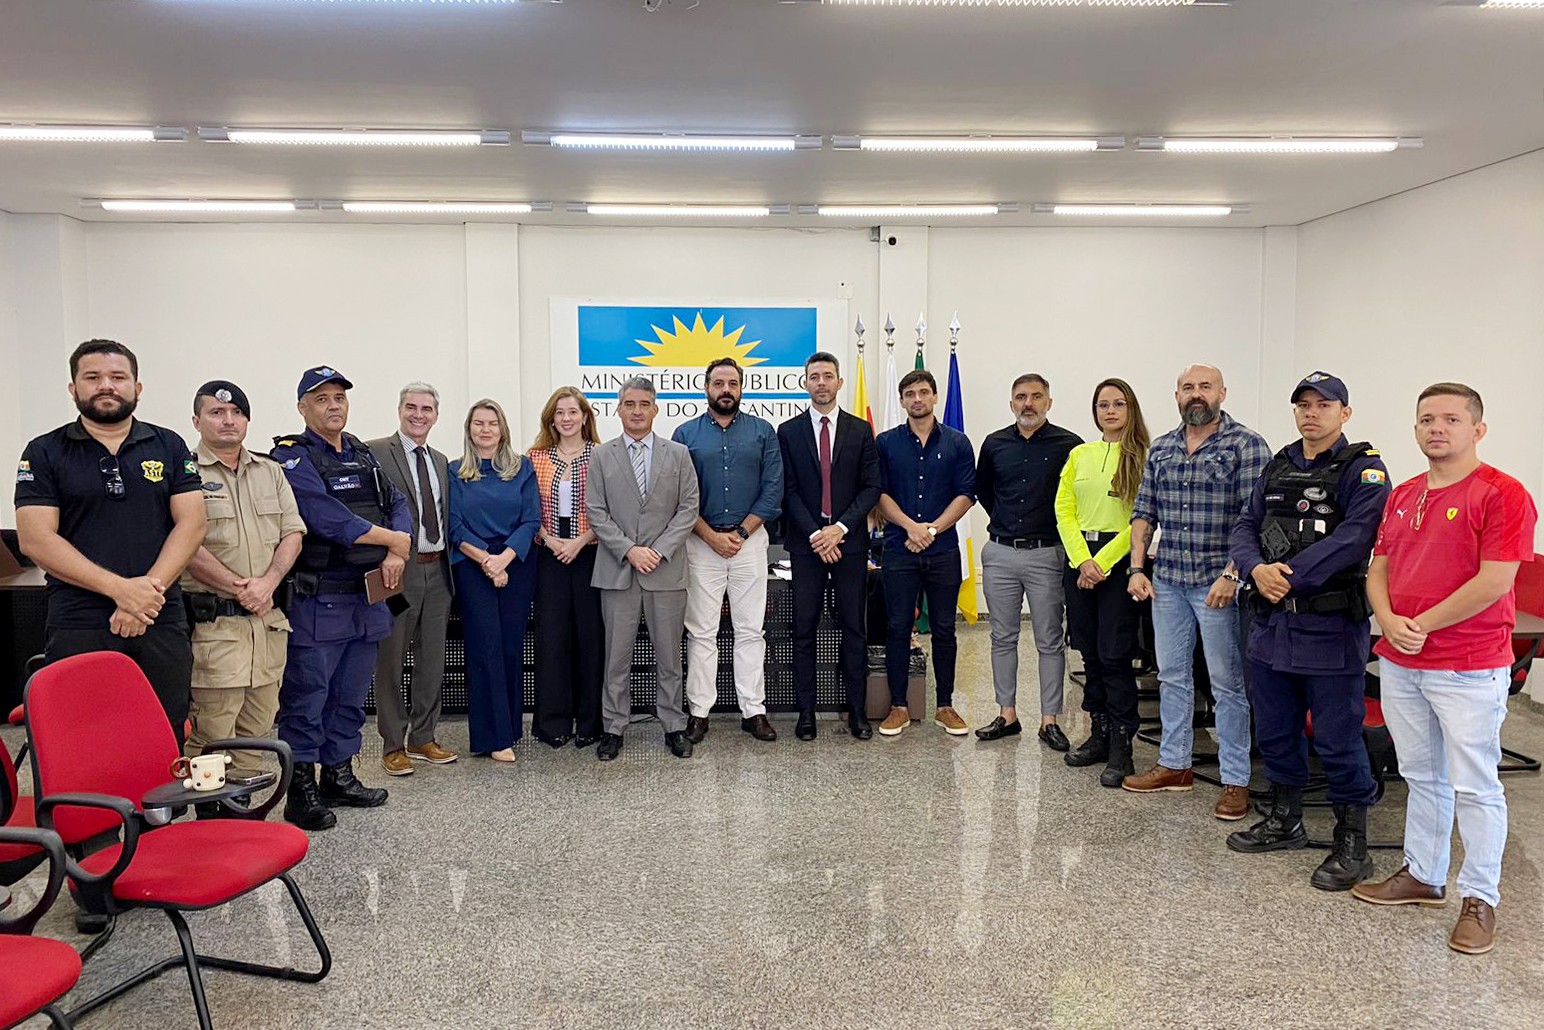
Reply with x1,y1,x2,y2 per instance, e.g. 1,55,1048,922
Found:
1360,469,1386,485
1447,507,1459,521
141,460,165,483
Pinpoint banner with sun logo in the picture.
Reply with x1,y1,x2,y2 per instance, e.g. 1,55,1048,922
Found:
551,299,848,438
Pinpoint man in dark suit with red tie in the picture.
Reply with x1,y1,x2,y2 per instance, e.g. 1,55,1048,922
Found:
778,352,883,740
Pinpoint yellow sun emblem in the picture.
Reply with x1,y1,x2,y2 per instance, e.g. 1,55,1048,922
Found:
629,312,766,367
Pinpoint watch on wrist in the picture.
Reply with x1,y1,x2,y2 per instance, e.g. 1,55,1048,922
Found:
926,526,938,538
734,525,750,540
1222,572,1242,584
1127,566,1147,577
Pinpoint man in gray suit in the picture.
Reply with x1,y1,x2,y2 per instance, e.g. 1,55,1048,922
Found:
586,376,701,761
367,381,457,775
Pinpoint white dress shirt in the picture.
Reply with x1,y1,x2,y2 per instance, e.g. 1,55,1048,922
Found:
398,430,445,553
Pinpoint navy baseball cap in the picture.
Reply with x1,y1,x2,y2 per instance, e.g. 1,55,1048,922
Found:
296,365,354,400
1291,371,1349,406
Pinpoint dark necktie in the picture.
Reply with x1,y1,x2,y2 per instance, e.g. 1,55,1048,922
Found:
819,415,833,518
415,445,441,546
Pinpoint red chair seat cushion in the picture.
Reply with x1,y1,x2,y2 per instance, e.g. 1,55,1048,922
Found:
72,821,309,909
0,797,41,864
0,935,81,1024
1364,698,1385,729
5,704,21,727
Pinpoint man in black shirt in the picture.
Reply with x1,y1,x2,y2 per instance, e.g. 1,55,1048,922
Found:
974,374,1082,748
14,339,207,737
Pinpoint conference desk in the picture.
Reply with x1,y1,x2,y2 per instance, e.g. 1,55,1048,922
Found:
369,572,861,716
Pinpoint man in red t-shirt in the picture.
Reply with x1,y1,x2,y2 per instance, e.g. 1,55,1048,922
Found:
1355,382,1538,956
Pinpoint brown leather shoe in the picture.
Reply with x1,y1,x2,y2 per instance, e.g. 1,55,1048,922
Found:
1449,897,1497,955
878,706,910,737
381,749,414,777
934,706,968,736
1121,764,1194,793
1350,866,1448,907
406,741,458,764
741,714,777,741
1215,785,1251,821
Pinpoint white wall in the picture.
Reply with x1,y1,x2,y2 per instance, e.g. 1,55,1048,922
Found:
0,211,16,511
1296,149,1544,547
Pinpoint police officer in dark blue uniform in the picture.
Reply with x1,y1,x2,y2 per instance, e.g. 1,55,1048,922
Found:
1227,372,1392,890
273,366,412,830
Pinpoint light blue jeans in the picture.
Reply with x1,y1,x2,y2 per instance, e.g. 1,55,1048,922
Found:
1152,577,1252,786
1378,659,1510,907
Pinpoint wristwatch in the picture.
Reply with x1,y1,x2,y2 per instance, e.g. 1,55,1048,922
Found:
1127,566,1147,577
1222,571,1242,584
926,526,937,538
733,525,750,540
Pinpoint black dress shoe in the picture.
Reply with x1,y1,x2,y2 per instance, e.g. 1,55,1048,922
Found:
975,716,1022,741
687,715,710,744
795,711,817,741
1038,723,1071,752
848,713,873,740
597,733,623,761
573,734,601,749
536,732,574,749
665,730,694,758
741,714,778,741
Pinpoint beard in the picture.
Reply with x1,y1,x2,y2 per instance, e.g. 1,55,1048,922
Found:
1181,398,1219,427
77,392,136,425
710,393,740,416
1016,411,1046,432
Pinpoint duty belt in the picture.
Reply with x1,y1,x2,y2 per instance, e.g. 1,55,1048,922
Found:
184,593,249,624
290,571,366,597
1257,587,1367,619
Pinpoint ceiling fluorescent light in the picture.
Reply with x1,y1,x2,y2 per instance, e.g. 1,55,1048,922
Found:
1444,1,1544,8
525,131,820,151
1138,136,1420,154
1033,203,1235,216
340,201,546,214
813,204,1013,217
199,127,510,146
806,1,1229,7
98,200,298,213
0,124,186,143
831,135,1123,152
579,204,780,217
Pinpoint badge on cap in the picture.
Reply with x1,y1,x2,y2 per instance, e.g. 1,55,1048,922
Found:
214,388,232,403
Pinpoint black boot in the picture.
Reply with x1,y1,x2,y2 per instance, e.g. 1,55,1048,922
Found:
1098,726,1136,788
284,763,337,831
319,759,389,808
1311,804,1375,891
1226,785,1307,853
1065,714,1110,767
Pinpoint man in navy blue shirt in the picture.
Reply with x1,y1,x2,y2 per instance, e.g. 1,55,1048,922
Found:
672,358,784,744
272,366,412,830
1227,372,1390,891
874,369,976,738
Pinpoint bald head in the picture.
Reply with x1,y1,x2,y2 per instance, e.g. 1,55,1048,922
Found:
1175,363,1226,428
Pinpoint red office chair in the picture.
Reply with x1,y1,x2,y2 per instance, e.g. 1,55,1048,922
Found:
0,826,82,1030
26,652,330,1030
1,733,47,887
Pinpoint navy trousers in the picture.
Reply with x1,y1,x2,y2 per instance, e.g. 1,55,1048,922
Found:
882,548,961,708
455,557,537,753
280,594,389,765
1248,660,1378,806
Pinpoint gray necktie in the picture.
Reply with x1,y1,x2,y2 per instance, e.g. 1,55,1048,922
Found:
630,441,648,498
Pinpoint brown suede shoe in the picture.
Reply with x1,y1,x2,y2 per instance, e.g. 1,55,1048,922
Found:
1214,785,1251,821
1350,866,1448,907
406,741,458,764
934,707,969,736
1449,897,1497,955
381,749,414,777
878,706,910,737
1121,764,1194,793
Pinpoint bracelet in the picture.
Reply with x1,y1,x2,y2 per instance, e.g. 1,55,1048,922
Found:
1222,572,1242,584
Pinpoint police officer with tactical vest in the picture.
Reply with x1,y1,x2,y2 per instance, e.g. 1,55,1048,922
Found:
273,366,412,830
1226,372,1391,891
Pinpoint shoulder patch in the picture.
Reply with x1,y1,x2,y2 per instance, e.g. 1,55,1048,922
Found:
282,457,301,470
1361,469,1387,485
16,458,33,483
183,457,198,476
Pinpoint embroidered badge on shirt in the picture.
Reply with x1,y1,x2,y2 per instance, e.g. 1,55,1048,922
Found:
183,457,198,476
141,460,165,483
1361,469,1387,485
1447,507,1459,521
15,459,33,483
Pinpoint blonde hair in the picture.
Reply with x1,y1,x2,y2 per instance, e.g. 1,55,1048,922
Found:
458,399,523,481
531,387,601,451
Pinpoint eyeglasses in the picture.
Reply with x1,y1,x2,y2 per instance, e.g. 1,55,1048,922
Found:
99,456,125,500
1096,399,1129,411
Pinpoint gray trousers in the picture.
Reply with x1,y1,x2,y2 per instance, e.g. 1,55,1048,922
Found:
373,555,451,749
981,540,1068,715
600,581,688,736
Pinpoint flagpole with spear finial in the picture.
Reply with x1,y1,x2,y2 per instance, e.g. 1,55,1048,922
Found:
914,312,927,371
882,314,901,432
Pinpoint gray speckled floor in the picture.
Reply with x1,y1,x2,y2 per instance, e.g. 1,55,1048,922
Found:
7,622,1544,1030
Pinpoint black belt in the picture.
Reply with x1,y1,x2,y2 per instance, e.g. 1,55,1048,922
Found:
184,593,249,624
990,535,1058,550
290,572,366,597
710,524,742,533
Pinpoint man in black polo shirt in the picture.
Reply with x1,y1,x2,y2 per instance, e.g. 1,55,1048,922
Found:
974,373,1082,748
14,339,206,736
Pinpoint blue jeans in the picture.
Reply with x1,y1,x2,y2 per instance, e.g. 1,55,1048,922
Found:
1378,659,1510,907
1152,577,1252,786
882,547,962,708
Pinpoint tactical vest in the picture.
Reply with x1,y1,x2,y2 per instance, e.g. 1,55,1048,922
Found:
273,432,391,578
1256,440,1375,618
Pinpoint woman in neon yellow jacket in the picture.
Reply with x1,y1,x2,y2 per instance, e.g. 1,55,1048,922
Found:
1055,378,1151,787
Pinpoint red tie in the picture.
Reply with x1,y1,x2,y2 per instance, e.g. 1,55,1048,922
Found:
819,415,833,518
